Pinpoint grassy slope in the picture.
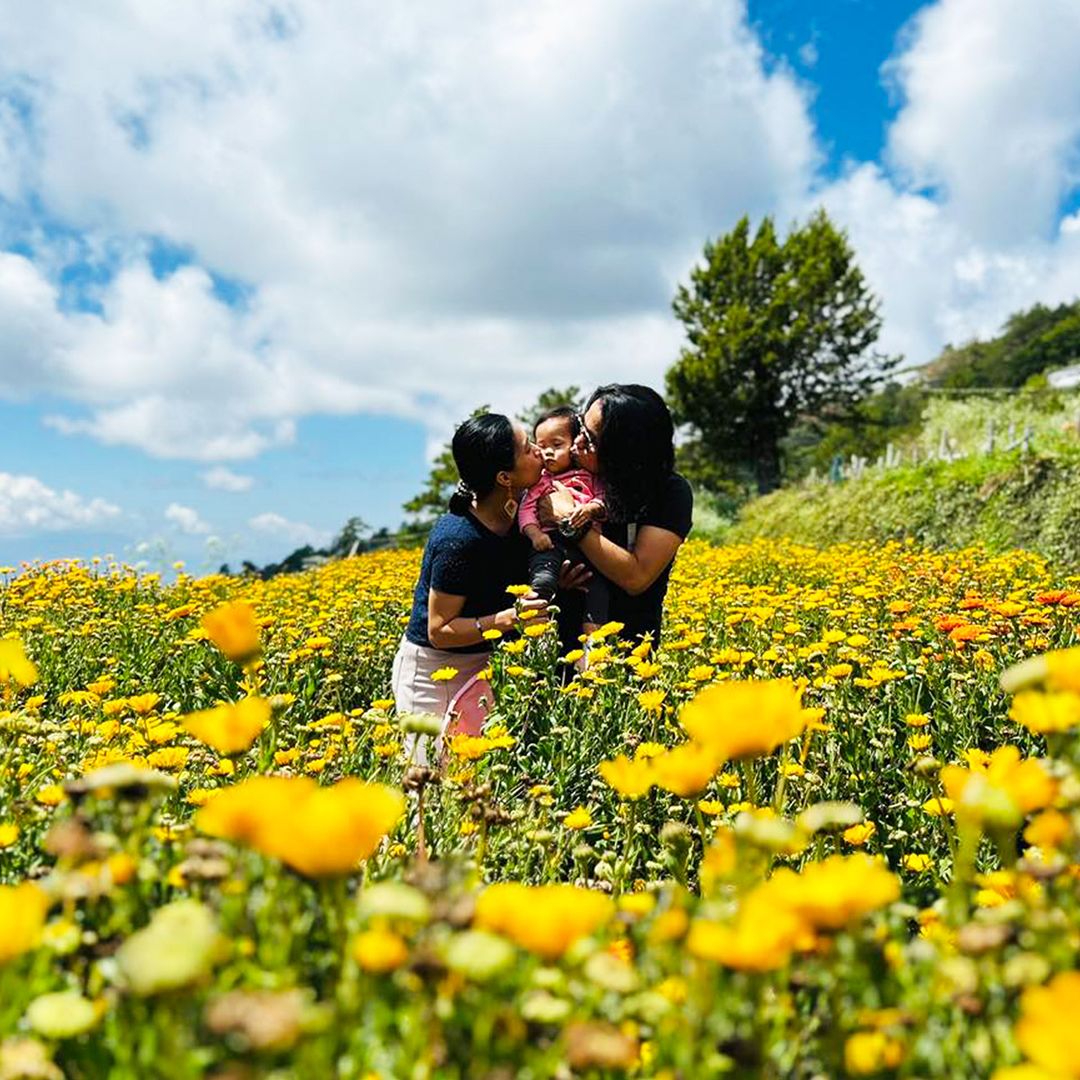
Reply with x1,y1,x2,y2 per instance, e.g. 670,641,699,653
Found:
716,449,1080,569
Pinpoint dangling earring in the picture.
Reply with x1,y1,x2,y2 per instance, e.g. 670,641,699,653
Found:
501,483,518,520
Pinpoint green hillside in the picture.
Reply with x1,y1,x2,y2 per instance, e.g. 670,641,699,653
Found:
719,446,1080,568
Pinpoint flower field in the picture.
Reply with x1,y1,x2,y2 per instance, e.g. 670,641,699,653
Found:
2,538,1080,1078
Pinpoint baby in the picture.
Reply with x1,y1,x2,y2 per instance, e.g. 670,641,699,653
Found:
518,407,608,635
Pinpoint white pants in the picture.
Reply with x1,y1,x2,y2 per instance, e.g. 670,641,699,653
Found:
390,637,490,765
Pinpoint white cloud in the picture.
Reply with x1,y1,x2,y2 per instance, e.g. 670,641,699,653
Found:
164,502,212,535
801,0,1080,367
0,0,818,455
249,512,331,549
201,466,254,492
884,0,1080,246
0,472,120,536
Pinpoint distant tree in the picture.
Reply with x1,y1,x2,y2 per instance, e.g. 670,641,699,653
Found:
666,210,895,494
517,386,583,429
922,299,1080,389
330,516,370,557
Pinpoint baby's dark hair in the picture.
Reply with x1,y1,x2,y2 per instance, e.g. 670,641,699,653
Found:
448,413,516,516
532,405,580,439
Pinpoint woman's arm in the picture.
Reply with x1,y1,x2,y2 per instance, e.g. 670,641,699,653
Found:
427,589,547,650
577,525,684,597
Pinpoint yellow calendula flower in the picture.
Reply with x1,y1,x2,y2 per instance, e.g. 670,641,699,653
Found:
903,853,933,873
651,742,722,798
1012,971,1080,1077
941,745,1057,828
563,806,593,830
353,928,409,973
679,679,809,761
636,689,667,713
182,697,271,755
845,1031,905,1075
474,883,613,960
1010,689,1080,735
429,667,458,682
0,882,49,964
599,755,653,799
0,637,38,688
842,821,877,847
197,776,404,877
202,601,261,665
0,823,19,848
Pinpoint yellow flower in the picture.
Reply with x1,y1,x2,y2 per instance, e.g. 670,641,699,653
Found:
474,884,613,960
845,1031,905,1075
564,806,593,830
197,777,405,877
0,637,38,688
598,755,653,799
1024,809,1070,852
35,785,65,807
687,895,807,973
182,698,271,755
679,679,808,761
1014,971,1080,1077
353,928,409,973
842,821,877,847
903,853,933,873
764,854,899,931
0,882,49,964
127,693,161,716
0,823,19,848
652,742,722,797
908,734,932,752
429,666,458,682
202,601,261,665
905,712,931,727
505,584,532,598
636,689,667,713
941,745,1057,827
922,796,953,817
1010,690,1080,735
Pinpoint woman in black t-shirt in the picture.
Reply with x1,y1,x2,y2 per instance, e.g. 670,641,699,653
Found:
545,384,693,645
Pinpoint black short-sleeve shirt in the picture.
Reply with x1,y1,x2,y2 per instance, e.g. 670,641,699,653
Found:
601,472,693,642
405,512,530,654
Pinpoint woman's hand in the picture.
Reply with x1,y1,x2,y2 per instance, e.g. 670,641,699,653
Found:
558,560,592,592
495,594,550,633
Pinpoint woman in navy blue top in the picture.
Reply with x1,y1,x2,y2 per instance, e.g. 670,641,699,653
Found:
392,413,552,753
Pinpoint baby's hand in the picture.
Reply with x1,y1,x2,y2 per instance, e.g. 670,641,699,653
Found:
531,532,555,552
565,503,595,529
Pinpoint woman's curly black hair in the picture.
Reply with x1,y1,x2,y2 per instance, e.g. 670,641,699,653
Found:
585,384,674,522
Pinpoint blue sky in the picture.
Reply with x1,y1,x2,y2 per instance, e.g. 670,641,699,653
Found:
2,0,1079,573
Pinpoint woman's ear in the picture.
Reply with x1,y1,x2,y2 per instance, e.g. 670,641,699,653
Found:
495,470,512,489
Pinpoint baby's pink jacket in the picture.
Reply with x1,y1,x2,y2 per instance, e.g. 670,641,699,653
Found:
518,468,603,532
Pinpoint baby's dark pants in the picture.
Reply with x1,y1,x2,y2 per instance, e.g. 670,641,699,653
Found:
528,533,609,626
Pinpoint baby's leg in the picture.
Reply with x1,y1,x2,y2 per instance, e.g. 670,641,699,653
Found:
527,540,563,600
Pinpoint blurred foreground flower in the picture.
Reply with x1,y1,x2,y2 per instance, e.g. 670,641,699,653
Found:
0,882,49,964
474,883,614,959
941,746,1057,828
182,697,272,754
0,637,37,688
202,601,261,665
679,679,809,761
197,776,404,876
117,900,222,995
